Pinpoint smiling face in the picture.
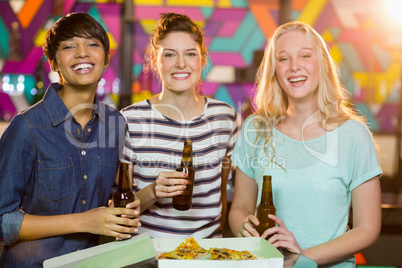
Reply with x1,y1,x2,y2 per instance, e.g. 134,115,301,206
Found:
52,36,109,89
155,31,203,94
275,31,320,103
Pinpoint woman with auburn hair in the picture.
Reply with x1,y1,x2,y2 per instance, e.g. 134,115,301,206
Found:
121,12,238,238
229,21,381,267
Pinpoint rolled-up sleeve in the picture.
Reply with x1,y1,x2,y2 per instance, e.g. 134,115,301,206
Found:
0,114,33,245
2,210,25,244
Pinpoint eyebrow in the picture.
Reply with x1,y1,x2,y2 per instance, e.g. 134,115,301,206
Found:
277,47,314,56
162,48,198,52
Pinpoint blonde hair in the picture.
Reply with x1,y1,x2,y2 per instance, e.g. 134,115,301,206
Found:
253,21,365,165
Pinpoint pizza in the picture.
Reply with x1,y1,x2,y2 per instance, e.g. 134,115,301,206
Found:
209,247,257,260
157,237,208,260
157,237,257,260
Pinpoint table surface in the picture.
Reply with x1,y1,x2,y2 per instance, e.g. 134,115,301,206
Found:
281,250,317,268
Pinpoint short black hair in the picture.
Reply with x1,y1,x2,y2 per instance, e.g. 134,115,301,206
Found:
43,12,110,63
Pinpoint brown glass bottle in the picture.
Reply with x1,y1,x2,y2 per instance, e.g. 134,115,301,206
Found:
172,139,195,211
33,58,45,104
256,175,276,238
113,160,135,209
9,22,21,61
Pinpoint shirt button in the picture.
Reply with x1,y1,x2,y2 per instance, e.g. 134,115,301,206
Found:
83,175,88,180
81,150,86,156
87,128,92,132
82,199,86,205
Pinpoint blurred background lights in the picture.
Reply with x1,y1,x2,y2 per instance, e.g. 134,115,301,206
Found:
17,75,24,83
386,0,402,25
17,75,25,92
97,78,105,95
3,74,10,83
112,78,120,94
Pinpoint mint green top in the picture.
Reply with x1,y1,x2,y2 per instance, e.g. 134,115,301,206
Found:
231,116,382,265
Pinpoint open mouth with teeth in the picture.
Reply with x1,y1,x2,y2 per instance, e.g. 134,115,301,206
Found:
72,63,94,71
289,77,307,83
172,73,190,78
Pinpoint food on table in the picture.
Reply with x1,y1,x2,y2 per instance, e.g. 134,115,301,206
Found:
157,237,257,260
209,247,257,260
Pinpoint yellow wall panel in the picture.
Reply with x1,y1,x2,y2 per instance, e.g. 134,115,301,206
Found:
353,72,368,89
322,29,334,43
297,0,328,26
34,29,47,47
135,0,163,5
140,20,157,35
167,0,214,6
108,33,118,50
217,0,232,8
330,44,343,64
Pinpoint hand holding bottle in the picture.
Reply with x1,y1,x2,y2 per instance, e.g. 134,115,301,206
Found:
238,175,276,239
80,203,141,240
112,160,141,239
154,171,189,198
237,214,261,237
263,214,302,255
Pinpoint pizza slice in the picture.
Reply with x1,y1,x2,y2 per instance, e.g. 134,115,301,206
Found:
158,249,199,260
209,247,257,260
157,237,208,260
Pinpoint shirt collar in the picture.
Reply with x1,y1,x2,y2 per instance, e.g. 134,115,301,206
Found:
43,83,104,126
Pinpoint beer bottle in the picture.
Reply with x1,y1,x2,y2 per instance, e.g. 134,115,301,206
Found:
172,139,195,211
9,21,21,61
33,58,45,104
113,160,135,209
256,175,276,238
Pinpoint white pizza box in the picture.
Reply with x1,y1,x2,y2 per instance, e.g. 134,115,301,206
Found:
44,233,283,268
153,236,284,268
43,233,157,268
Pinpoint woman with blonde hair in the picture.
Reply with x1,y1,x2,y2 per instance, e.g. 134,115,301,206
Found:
229,21,381,267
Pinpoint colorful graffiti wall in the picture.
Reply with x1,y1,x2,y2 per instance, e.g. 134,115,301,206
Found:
0,0,401,132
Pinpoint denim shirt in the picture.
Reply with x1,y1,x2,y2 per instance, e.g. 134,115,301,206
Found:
0,83,127,267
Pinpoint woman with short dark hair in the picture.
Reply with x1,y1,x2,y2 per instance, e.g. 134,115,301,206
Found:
0,13,141,267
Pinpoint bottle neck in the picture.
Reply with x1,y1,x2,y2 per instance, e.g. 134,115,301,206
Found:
260,177,273,204
181,141,193,167
118,162,132,192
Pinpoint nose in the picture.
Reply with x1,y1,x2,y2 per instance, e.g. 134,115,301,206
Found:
75,44,89,58
175,55,186,68
290,58,301,71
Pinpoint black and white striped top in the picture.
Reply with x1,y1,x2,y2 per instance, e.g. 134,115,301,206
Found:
121,97,238,238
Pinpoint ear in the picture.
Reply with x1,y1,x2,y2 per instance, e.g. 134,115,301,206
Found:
104,52,111,67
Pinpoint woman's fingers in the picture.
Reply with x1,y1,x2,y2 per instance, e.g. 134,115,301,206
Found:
265,217,302,255
155,171,189,197
269,214,288,230
238,215,260,237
